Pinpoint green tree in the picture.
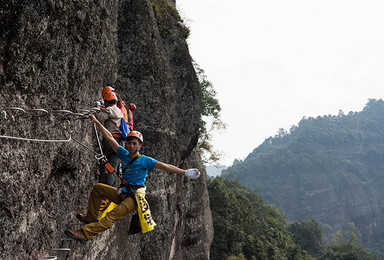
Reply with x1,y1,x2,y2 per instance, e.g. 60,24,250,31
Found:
332,222,361,247
194,62,225,163
287,219,323,255
208,177,308,260
222,99,384,256
318,243,379,260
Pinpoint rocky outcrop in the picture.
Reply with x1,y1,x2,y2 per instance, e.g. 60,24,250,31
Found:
0,1,213,259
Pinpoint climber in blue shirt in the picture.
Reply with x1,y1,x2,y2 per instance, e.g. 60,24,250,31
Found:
64,114,200,243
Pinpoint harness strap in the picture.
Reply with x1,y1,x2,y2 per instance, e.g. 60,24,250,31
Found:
115,154,142,196
130,185,144,190
112,133,123,139
122,154,141,173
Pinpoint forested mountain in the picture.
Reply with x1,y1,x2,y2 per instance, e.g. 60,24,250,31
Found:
208,177,379,260
223,99,384,257
208,177,308,260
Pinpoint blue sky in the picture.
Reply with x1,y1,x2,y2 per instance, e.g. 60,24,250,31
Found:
177,0,384,166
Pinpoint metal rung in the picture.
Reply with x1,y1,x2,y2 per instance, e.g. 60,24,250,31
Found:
3,107,26,116
78,109,91,114
53,248,71,251
89,107,101,113
61,237,74,241
39,257,57,260
72,113,85,117
26,109,49,117
52,110,73,115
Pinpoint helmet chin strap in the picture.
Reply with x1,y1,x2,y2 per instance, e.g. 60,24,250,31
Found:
136,141,142,153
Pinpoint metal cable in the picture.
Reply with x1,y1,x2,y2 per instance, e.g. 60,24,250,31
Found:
0,107,99,142
93,122,103,155
0,134,71,143
0,120,72,143
71,136,98,155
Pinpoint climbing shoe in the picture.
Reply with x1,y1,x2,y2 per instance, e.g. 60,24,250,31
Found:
64,229,88,244
76,213,98,224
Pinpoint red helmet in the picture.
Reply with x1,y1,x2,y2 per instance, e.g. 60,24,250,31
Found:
127,130,143,144
129,103,137,111
102,86,115,99
104,92,118,101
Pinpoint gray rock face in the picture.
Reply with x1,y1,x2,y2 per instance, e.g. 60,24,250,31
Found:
0,1,213,259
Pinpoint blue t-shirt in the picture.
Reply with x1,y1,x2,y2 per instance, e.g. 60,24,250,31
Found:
117,146,157,193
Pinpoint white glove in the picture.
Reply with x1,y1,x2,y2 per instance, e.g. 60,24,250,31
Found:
185,169,200,179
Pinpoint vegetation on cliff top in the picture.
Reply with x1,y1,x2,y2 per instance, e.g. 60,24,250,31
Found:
151,0,190,38
194,62,225,163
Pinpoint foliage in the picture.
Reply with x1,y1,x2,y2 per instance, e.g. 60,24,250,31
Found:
194,62,225,163
318,243,379,260
222,99,384,256
208,177,379,259
287,219,323,255
151,0,190,38
208,177,308,260
228,253,246,260
331,222,361,247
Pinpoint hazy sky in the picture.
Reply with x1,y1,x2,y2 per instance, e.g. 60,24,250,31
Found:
177,0,384,166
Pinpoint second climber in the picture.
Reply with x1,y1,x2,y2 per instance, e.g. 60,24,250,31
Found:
96,86,124,186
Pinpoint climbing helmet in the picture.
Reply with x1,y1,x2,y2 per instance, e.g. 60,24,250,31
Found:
129,103,137,111
127,131,143,144
102,86,115,99
103,91,118,101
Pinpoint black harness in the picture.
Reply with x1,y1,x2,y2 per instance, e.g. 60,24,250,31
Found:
117,154,142,204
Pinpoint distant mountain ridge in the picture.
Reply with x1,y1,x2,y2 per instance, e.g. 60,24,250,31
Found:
223,99,384,256
205,164,227,177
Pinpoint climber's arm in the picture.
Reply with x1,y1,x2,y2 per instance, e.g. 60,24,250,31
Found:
154,162,200,179
90,114,119,153
154,161,185,175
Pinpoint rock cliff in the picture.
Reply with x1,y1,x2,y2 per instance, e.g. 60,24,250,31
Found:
0,1,213,259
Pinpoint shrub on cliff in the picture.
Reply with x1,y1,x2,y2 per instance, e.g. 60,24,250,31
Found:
194,62,225,164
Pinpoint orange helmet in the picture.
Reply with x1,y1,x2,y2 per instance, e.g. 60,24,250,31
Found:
127,130,143,144
104,91,118,101
129,103,137,111
102,86,115,99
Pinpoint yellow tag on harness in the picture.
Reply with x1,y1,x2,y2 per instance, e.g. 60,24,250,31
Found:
135,187,156,233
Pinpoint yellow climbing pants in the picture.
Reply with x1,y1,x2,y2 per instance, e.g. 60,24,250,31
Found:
81,183,136,240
